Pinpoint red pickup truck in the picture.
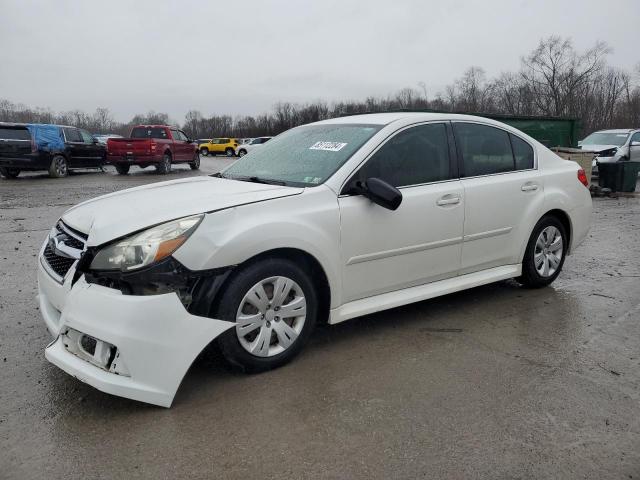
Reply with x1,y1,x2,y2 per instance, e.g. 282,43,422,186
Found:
107,125,199,175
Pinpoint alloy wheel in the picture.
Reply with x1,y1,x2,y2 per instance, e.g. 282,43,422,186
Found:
534,226,563,277
235,276,307,357
55,157,67,176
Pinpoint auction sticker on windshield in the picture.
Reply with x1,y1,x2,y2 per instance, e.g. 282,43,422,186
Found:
309,141,347,151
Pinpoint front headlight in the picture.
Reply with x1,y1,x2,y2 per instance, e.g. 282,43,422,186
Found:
90,215,203,271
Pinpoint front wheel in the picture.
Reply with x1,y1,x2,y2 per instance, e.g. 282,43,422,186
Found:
48,155,68,178
189,152,200,170
0,167,20,179
225,148,235,157
215,258,317,373
238,149,247,157
517,215,567,288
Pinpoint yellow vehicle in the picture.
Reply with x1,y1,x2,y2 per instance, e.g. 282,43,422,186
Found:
198,138,238,157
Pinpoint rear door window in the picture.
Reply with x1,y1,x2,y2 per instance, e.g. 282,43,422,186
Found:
79,129,94,144
63,127,82,142
0,127,31,140
453,123,514,176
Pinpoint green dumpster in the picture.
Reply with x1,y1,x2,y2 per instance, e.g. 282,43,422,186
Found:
621,162,640,192
598,161,640,192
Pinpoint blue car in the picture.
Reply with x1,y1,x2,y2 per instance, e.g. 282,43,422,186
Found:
0,123,106,179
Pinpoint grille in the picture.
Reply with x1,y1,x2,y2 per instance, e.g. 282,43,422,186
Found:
43,243,77,278
42,221,87,280
60,235,84,250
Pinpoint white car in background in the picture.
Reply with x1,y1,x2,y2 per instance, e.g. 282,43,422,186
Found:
579,128,640,175
38,112,591,407
236,136,272,157
93,134,122,145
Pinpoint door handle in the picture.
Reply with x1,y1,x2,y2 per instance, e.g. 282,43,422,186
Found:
521,183,539,192
436,194,461,206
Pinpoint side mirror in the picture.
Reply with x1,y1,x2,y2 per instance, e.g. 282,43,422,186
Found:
352,177,403,210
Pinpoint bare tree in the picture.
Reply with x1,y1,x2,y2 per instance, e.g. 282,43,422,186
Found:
0,35,637,142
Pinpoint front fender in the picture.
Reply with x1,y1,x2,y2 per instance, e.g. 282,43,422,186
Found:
173,190,343,307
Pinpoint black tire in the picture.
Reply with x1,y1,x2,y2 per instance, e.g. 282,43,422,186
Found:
48,155,68,178
214,258,318,373
200,148,209,156
114,164,130,175
189,152,200,170
517,215,567,288
238,149,247,157
0,167,20,179
225,147,234,157
156,153,172,174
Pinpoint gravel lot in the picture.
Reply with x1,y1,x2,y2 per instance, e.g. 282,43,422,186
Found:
1,159,639,479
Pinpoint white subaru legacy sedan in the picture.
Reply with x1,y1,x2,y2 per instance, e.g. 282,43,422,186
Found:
38,113,592,407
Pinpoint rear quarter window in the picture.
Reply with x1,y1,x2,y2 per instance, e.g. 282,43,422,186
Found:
0,127,31,140
510,134,534,170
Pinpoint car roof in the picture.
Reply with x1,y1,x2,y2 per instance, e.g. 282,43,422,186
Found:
25,123,74,129
314,112,512,126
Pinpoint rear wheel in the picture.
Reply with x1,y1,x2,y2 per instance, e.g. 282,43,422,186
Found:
517,215,567,288
215,258,317,373
114,164,130,175
189,152,200,170
200,148,209,156
0,167,20,179
225,147,234,157
48,155,68,178
156,153,172,174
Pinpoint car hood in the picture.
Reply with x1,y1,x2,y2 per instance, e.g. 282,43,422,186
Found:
61,176,303,246
580,144,620,153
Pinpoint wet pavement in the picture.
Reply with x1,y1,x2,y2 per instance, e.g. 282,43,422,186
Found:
1,161,639,479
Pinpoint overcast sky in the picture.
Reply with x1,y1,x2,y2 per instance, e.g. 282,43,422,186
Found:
1,0,638,122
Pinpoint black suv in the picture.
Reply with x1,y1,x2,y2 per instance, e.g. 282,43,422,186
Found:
0,123,106,179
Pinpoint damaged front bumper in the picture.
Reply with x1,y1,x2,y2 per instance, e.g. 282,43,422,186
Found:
39,268,234,407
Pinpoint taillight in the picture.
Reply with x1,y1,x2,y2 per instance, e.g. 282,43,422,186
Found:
31,138,37,153
577,168,589,188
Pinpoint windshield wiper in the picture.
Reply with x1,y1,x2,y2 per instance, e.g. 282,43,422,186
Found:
212,172,287,186
247,176,286,185
234,175,287,186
